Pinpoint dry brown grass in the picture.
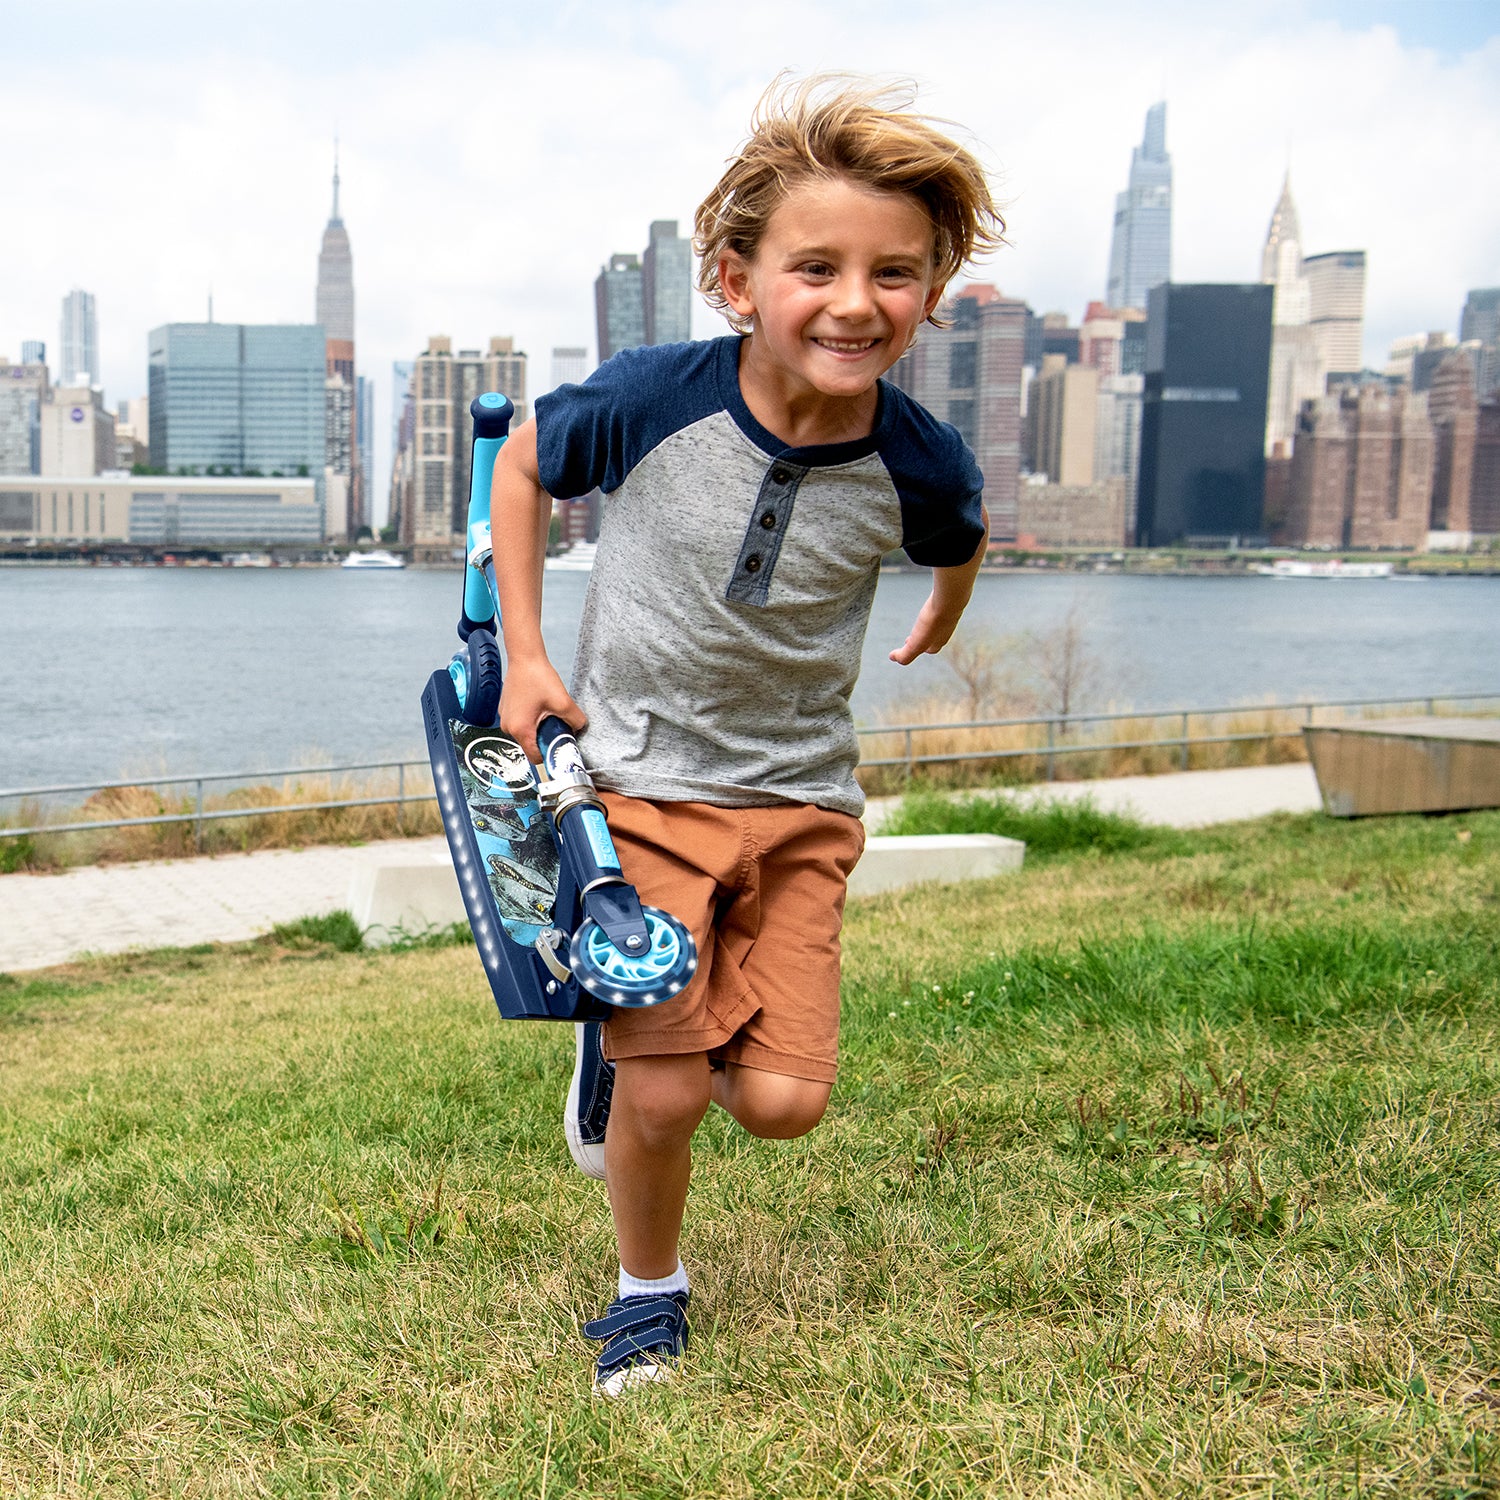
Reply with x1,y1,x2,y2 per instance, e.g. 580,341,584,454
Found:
856,680,1500,798
1,767,444,872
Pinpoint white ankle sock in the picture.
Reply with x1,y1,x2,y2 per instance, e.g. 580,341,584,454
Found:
619,1260,689,1300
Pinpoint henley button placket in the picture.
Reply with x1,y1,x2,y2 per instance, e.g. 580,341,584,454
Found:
725,459,808,606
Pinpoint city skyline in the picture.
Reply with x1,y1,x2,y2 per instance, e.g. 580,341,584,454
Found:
3,0,1497,519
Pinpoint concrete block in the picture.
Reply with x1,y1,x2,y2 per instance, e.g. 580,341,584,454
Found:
847,833,1025,897
348,845,465,944
349,832,1026,941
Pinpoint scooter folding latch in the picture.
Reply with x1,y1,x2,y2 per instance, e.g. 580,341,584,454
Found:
534,927,573,983
467,520,494,573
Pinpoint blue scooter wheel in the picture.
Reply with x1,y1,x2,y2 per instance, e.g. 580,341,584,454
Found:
569,907,698,1008
449,629,502,727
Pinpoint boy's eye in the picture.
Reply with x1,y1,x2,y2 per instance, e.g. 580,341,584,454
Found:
801,262,834,278
878,265,919,283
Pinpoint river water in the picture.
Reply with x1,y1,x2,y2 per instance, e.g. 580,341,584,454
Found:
0,564,1495,787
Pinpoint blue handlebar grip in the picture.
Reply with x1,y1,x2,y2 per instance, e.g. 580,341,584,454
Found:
536,715,573,758
461,393,516,632
471,391,515,438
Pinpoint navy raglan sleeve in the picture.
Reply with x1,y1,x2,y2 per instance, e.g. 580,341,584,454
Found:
534,339,731,501
534,350,646,500
885,395,987,567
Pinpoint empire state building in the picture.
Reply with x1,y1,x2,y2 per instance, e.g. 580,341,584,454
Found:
316,150,359,533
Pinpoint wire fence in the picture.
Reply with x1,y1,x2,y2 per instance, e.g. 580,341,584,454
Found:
2,692,1498,851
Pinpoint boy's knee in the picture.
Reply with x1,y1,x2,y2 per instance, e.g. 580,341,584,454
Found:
614,1056,711,1147
728,1073,831,1140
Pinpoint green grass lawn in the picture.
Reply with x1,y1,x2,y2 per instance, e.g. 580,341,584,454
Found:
2,808,1498,1498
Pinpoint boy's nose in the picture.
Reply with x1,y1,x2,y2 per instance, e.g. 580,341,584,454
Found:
829,274,877,320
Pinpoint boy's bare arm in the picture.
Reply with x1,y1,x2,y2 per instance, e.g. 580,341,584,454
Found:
889,504,990,665
490,418,587,761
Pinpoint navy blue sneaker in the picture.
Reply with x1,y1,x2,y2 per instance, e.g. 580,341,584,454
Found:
565,1022,612,1180
583,1292,690,1396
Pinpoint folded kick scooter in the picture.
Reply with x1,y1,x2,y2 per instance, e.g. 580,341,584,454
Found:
420,393,697,1020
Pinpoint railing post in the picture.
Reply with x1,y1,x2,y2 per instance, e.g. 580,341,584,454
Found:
1180,712,1190,770
1425,696,1434,717
194,779,203,853
397,763,405,834
904,728,914,783
1046,719,1057,782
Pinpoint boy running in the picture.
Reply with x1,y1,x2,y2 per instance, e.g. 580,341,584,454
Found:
491,75,1004,1395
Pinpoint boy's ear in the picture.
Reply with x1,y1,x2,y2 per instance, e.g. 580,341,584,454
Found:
922,281,946,323
719,252,756,320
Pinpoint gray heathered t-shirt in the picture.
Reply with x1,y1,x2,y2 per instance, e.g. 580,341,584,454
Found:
534,336,984,819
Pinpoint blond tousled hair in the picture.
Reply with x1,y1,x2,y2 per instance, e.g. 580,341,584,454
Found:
694,74,1006,334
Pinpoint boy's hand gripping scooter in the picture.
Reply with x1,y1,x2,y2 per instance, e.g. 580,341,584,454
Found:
420,393,697,1020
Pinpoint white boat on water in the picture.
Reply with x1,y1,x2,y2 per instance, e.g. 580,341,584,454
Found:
1257,557,1395,579
341,548,406,570
545,541,597,572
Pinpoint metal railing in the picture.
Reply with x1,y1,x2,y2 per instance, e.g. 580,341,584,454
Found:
855,692,1500,782
2,692,1497,847
0,757,438,852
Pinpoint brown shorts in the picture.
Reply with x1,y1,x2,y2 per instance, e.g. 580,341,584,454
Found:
595,793,865,1084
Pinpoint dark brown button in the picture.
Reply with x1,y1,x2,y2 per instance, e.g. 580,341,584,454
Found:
759,511,777,529
744,555,762,573
771,467,790,484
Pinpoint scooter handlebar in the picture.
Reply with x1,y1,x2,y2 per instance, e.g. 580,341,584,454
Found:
470,391,515,438
536,715,575,759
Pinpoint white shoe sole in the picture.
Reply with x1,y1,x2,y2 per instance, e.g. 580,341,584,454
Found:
594,1360,672,1398
564,1022,608,1180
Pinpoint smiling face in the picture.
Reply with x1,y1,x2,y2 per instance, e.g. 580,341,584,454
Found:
718,176,943,419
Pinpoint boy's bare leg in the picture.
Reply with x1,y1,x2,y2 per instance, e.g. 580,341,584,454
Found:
712,1064,832,1141
605,1053,713,1279
604,1055,833,1278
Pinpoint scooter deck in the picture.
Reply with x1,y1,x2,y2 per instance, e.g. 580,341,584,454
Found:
421,667,607,1022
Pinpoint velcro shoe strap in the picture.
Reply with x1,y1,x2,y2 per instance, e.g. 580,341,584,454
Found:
583,1295,686,1343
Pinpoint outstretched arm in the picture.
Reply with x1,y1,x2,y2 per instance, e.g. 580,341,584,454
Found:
888,504,990,665
490,419,587,761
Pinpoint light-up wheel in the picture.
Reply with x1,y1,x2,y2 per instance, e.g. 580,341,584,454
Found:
569,907,697,1008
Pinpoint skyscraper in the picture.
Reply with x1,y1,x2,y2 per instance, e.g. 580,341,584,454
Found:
1304,251,1367,378
642,220,693,345
1259,174,1324,455
891,284,1026,541
550,347,588,389
1106,103,1172,313
315,150,354,355
1460,287,1500,397
1284,385,1432,549
20,340,45,368
404,335,528,551
315,147,359,534
1031,355,1098,486
40,384,115,476
356,374,374,529
148,322,327,527
1136,283,1274,545
595,254,645,362
389,359,415,539
595,219,695,363
60,289,99,387
0,358,49,474
1429,351,1477,535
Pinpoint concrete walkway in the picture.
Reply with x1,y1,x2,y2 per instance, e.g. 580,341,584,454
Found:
0,763,1322,974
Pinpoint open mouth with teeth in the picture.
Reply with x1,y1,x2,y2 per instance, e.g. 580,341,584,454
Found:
812,338,881,354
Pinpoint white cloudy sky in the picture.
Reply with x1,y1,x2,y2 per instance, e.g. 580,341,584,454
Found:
4,0,1497,522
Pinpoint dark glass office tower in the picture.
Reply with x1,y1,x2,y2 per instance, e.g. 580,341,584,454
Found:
1137,284,1274,545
